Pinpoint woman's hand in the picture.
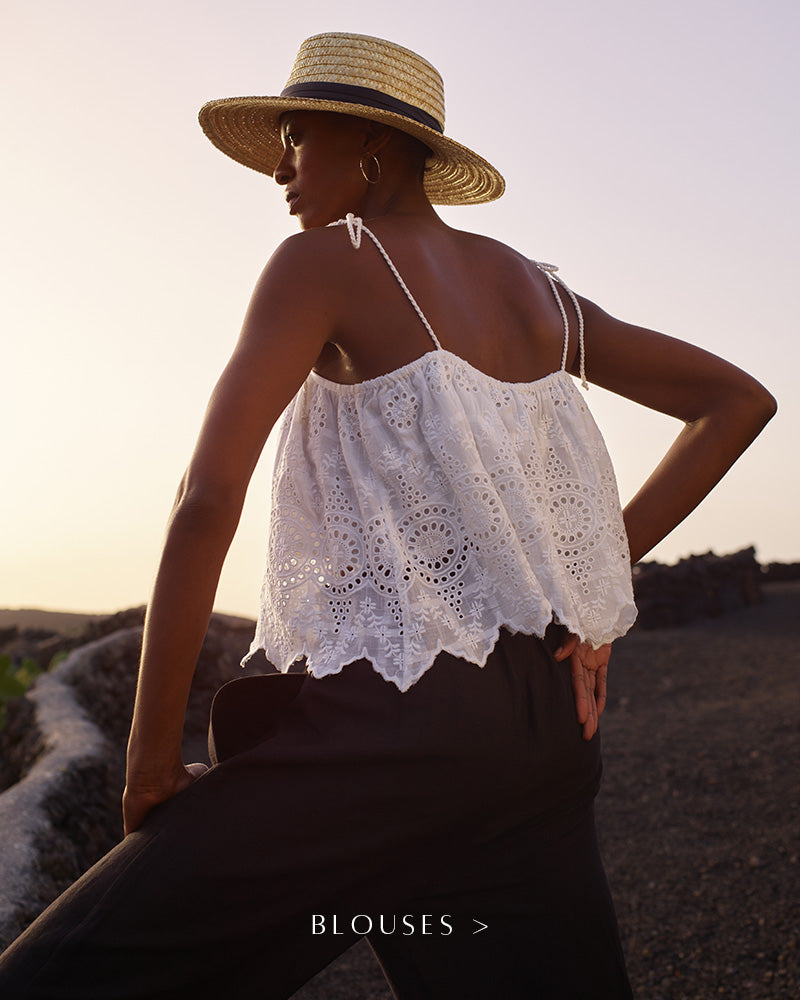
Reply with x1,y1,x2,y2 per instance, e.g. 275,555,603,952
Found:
122,762,209,836
554,634,611,741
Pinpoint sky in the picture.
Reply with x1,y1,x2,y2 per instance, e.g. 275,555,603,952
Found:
2,0,798,619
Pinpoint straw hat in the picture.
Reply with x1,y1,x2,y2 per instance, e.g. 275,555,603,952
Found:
198,32,505,206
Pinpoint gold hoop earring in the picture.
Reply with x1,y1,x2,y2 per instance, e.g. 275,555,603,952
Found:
359,155,381,184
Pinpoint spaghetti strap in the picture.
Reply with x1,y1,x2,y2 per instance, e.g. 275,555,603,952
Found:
330,217,585,384
535,261,588,389
332,214,443,351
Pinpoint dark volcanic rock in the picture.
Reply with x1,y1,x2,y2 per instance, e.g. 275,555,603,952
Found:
0,696,41,792
0,611,256,949
0,636,115,947
0,608,147,671
632,546,763,629
0,625,20,646
762,560,800,582
76,606,147,643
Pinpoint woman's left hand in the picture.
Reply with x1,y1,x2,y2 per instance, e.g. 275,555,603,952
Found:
123,762,209,836
554,634,611,741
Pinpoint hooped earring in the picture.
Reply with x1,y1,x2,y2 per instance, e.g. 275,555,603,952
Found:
359,155,381,185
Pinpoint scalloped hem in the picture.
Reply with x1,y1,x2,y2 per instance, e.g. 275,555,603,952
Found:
241,600,638,694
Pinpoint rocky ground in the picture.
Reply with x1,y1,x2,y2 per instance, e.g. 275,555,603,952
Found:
290,581,800,999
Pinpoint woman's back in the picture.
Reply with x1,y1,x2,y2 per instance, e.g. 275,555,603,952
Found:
305,217,577,386
244,214,635,691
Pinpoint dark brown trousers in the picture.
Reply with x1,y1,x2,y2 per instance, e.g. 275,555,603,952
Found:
0,628,632,999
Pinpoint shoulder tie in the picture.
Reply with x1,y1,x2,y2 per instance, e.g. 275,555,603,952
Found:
331,214,442,351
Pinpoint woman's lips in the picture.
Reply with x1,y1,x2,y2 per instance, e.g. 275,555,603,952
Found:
286,191,299,213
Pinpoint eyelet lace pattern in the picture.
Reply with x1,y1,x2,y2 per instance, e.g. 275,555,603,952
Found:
244,218,636,690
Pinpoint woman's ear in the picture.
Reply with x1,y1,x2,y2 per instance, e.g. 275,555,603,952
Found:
362,121,395,157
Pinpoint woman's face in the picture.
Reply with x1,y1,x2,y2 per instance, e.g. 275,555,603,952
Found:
275,111,371,230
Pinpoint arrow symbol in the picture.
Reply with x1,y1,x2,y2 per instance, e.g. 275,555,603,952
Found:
472,919,488,934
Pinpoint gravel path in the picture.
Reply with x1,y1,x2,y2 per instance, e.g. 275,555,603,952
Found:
290,582,800,999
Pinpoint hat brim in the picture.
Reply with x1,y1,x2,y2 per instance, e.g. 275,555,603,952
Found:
198,96,505,206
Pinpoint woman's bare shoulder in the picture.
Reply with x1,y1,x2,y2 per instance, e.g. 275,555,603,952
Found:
264,224,352,271
452,228,547,280
251,225,357,310
447,231,561,316
453,227,525,258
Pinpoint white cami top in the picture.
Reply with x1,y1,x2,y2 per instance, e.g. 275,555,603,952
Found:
243,214,637,691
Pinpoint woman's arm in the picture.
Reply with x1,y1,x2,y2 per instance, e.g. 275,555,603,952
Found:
571,296,777,563
123,233,336,834
555,294,776,741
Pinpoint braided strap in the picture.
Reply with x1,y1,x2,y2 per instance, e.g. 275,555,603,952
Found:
332,214,442,349
535,262,588,390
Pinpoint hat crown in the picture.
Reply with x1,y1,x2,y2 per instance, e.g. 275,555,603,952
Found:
284,33,446,131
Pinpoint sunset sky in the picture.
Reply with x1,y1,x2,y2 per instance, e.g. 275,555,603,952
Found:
2,0,797,618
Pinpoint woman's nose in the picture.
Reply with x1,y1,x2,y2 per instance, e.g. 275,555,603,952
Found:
274,149,293,185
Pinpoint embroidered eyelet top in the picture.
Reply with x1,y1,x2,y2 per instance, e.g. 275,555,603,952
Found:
244,214,637,691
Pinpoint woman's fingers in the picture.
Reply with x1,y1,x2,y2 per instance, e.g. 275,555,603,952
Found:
554,632,580,661
564,638,613,740
594,662,608,719
569,653,596,738
123,763,209,836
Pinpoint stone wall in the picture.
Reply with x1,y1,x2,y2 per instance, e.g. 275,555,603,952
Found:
761,560,800,583
631,547,766,630
0,614,255,950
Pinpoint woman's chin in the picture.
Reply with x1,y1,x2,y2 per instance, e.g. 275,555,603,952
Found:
297,213,327,231
295,204,354,231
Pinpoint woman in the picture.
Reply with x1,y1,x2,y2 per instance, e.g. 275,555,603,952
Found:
0,32,775,999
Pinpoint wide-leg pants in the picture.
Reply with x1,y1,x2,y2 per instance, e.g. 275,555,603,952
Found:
0,628,632,999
